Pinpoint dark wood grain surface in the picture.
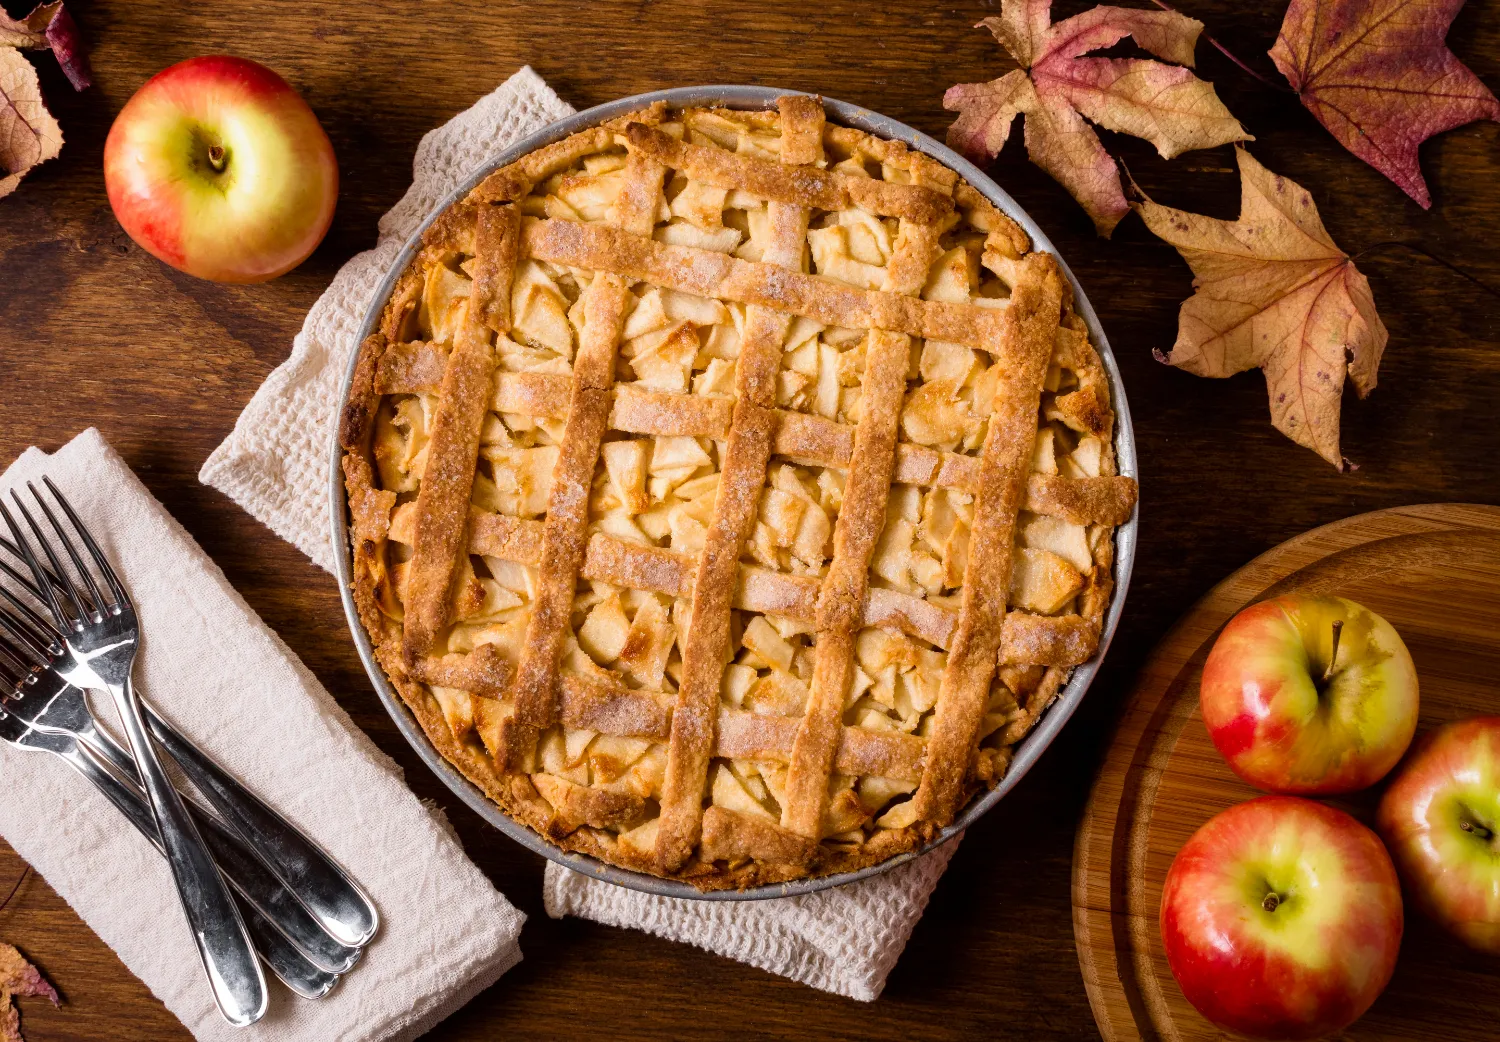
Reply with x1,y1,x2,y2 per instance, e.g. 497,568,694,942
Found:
1,1,1496,1039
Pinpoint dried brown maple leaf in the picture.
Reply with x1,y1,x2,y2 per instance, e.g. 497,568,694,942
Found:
0,942,58,1042
1270,0,1499,208
0,2,90,91
0,46,63,201
1139,147,1387,469
945,0,1251,236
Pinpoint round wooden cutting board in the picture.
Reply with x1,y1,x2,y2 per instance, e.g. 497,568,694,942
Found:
1073,503,1500,1041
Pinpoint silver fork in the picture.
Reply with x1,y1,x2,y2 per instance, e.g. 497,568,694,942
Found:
0,609,362,976
0,673,340,999
1,481,266,1026
0,526,378,950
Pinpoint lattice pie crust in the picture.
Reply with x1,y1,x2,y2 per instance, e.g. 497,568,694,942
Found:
340,96,1138,889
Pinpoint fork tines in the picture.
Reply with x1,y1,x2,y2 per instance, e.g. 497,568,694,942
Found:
0,479,127,633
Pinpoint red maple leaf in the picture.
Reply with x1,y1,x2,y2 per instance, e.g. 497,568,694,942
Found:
1270,0,1500,207
945,0,1251,236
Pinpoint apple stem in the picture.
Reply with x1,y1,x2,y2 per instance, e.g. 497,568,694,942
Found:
1323,620,1344,684
207,144,227,173
1461,820,1494,841
1262,892,1280,912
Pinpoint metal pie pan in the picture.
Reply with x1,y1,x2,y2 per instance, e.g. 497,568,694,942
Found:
331,85,1138,900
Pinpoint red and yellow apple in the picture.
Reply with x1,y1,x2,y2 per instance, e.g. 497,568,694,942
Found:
1161,796,1403,1040
1378,716,1500,952
104,55,337,283
1201,595,1418,794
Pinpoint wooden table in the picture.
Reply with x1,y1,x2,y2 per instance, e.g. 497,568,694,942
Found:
1,1,1496,1038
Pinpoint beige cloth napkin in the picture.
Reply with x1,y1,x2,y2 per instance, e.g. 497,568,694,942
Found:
199,66,959,1002
0,429,525,1041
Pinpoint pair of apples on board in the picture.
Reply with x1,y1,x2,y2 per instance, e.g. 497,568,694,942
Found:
1166,594,1500,1041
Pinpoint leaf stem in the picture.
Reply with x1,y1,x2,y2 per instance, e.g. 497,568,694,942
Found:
1323,620,1343,684
1351,241,1500,300
0,865,30,916
1148,0,1296,93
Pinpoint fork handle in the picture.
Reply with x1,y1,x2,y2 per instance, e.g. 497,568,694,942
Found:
78,725,363,974
53,741,339,999
108,676,267,1026
141,698,378,948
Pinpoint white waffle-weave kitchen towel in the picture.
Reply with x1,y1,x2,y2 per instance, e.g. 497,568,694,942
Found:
0,428,525,1041
198,66,959,1002
542,840,959,1002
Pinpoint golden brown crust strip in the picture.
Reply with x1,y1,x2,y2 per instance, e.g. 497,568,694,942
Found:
655,96,822,872
339,333,397,646
863,586,957,648
466,511,1102,665
715,710,927,785
504,274,631,769
399,335,496,658
771,410,852,468
472,205,522,332
610,385,732,437
399,210,517,659
776,94,826,167
465,105,668,205
782,326,914,839
468,509,546,562
412,510,1100,666
559,674,672,738
615,151,667,238
534,775,647,837
373,340,449,396
483,373,1139,528
656,389,779,870
699,806,817,864
734,564,819,623
502,154,665,770
914,254,1065,825
498,375,737,437
812,338,910,631
409,643,512,697
835,725,927,784
1025,474,1137,527
521,218,1017,354
339,333,388,454
999,611,1100,668
580,532,695,598
624,123,951,225
713,709,800,763
494,371,571,419
956,182,1031,261
782,185,942,840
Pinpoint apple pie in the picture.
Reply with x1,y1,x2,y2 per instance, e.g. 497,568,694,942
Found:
339,95,1137,889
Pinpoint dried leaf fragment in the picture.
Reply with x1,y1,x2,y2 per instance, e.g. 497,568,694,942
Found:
0,941,59,1042
0,4,53,49
1270,0,1498,208
944,0,1251,235
0,47,62,200
0,3,89,90
1139,147,1387,468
